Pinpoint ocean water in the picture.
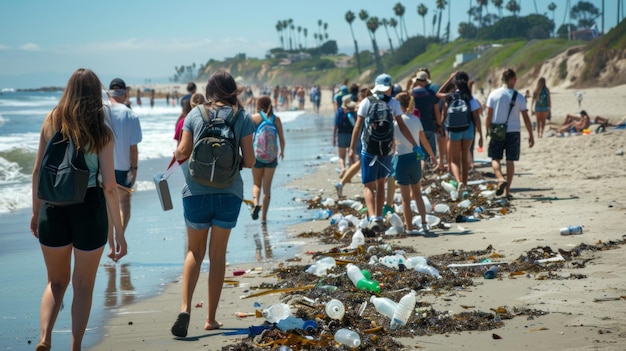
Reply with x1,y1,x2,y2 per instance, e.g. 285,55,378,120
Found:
0,91,335,350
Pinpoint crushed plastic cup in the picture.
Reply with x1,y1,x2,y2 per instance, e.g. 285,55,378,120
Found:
412,214,440,227
480,190,496,200
433,203,450,213
321,198,335,207
457,199,471,208
305,256,336,277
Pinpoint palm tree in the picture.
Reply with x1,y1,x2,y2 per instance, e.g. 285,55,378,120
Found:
323,22,329,42
381,18,394,53
313,33,319,47
505,0,520,17
436,0,447,41
297,26,302,50
393,2,409,42
418,3,428,36
275,21,284,50
367,16,384,74
477,0,489,27
318,19,323,43
345,11,362,73
548,2,557,36
303,28,308,49
492,0,504,17
389,18,402,47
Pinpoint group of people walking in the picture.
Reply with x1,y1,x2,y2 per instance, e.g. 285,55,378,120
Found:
332,67,536,235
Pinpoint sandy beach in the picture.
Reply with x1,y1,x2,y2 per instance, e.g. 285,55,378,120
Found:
91,84,626,351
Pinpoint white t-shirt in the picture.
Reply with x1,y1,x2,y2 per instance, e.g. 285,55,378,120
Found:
486,87,527,132
394,113,424,156
357,95,403,118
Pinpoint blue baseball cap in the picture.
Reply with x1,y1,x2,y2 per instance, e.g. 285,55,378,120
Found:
372,73,392,93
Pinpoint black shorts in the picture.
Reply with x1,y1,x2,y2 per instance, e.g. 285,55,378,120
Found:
38,187,108,250
254,158,278,169
488,132,520,161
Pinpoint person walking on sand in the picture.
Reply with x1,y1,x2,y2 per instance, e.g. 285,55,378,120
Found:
334,95,358,179
410,70,442,171
181,82,197,109
349,73,422,231
30,68,127,351
250,95,285,224
107,79,142,246
531,77,551,138
437,71,483,192
485,68,534,199
171,70,255,337
392,92,437,234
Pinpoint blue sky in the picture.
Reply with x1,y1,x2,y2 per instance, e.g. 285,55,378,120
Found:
0,0,620,89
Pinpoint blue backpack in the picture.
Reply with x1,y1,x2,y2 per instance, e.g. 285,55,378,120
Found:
253,111,279,163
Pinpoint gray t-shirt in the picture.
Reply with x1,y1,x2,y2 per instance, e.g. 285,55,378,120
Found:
181,105,255,199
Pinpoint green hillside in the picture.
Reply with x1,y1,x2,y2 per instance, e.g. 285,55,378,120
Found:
193,20,625,89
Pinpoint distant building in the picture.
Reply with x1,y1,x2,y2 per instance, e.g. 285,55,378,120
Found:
453,52,480,68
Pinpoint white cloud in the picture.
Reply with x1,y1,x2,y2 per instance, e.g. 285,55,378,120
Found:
0,44,8,50
19,43,41,51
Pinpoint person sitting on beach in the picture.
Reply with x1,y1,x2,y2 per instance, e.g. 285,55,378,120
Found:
551,110,591,133
392,92,437,234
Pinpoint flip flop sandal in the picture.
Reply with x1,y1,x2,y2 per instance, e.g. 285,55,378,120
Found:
496,182,507,196
171,312,190,337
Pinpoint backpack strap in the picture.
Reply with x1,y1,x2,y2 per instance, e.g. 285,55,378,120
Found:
505,91,518,124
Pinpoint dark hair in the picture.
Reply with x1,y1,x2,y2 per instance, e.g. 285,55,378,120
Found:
580,110,588,116
256,95,273,116
502,68,516,84
187,82,197,93
395,91,412,111
349,83,359,94
205,70,242,107
450,71,473,101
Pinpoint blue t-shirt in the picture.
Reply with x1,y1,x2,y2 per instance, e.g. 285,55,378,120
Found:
334,107,355,134
109,102,142,170
181,105,255,199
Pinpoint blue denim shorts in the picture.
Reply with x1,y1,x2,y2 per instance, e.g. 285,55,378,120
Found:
183,193,242,230
448,122,475,141
361,152,392,184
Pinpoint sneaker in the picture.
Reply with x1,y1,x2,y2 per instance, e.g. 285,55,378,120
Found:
420,222,430,234
382,204,394,217
334,182,343,198
369,217,384,231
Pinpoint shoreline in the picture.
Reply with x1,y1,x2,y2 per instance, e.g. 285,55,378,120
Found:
91,85,626,350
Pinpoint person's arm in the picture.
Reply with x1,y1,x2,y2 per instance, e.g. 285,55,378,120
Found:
239,134,255,168
521,110,534,148
485,107,494,137
472,108,483,149
275,117,286,160
349,116,364,159
30,115,53,238
100,137,127,262
175,130,193,163
128,144,138,187
433,101,443,133
436,71,457,99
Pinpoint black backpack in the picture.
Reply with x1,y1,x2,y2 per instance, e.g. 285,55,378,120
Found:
338,108,355,133
363,96,394,156
38,131,90,206
188,105,241,188
445,93,471,132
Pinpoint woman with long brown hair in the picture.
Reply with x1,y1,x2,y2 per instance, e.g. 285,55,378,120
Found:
532,77,551,138
31,68,127,351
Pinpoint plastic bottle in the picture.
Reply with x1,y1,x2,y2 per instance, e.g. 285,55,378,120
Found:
313,209,331,220
321,197,335,207
349,229,365,249
330,213,344,225
325,299,345,320
337,219,349,232
483,265,498,279
350,201,364,211
276,315,317,332
441,180,456,193
344,214,360,227
305,256,336,276
450,190,459,201
481,190,496,200
390,290,417,330
414,264,442,279
346,263,381,293
422,196,433,213
334,328,361,347
370,296,398,319
433,203,450,213
262,303,292,323
560,225,583,235
458,199,471,208
387,213,403,228
379,254,407,270
405,256,428,269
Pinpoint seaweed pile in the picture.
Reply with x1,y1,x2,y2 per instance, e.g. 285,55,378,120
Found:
221,173,626,350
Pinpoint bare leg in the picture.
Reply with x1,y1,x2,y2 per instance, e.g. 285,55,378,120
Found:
449,140,462,185
492,159,506,188
260,167,277,223
386,177,395,209
374,177,386,218
363,181,377,219
536,111,548,138
399,184,413,229
411,182,427,227
204,226,231,330
180,227,208,314
251,167,263,208
70,246,105,351
505,160,515,197
39,245,72,350
340,160,361,186
337,147,347,178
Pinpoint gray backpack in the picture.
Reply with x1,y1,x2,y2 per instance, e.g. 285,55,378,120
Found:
188,105,241,188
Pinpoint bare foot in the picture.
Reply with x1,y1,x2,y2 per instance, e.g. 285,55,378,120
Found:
204,320,223,330
36,342,51,351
